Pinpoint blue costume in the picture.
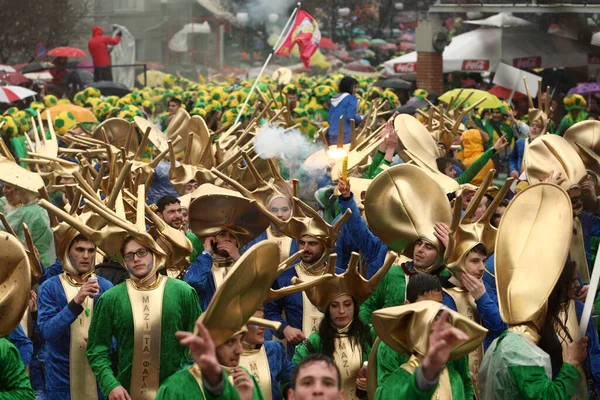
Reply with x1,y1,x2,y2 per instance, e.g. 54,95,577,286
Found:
241,230,299,258
483,254,498,302
574,299,600,391
184,252,226,311
509,137,527,175
39,259,64,286
442,278,507,351
38,274,113,399
337,194,388,278
264,261,345,358
327,94,362,144
263,340,294,399
578,209,600,273
9,325,33,366
147,161,179,205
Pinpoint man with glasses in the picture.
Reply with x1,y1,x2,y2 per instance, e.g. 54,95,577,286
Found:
86,236,201,400
38,234,113,400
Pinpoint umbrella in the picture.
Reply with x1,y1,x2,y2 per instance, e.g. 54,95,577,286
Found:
373,78,411,90
0,71,30,85
76,60,95,73
350,48,375,59
567,83,600,96
400,33,414,42
488,85,526,100
19,61,55,74
23,71,53,81
439,89,503,110
90,81,131,97
370,38,388,46
0,65,15,72
0,85,37,103
339,62,379,78
349,39,370,48
47,46,87,58
320,38,339,50
43,104,97,123
395,99,428,114
61,69,94,86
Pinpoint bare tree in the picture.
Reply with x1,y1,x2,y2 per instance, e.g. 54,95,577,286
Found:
0,0,94,64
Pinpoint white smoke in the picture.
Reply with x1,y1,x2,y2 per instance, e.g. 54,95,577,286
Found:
244,0,296,24
254,123,329,180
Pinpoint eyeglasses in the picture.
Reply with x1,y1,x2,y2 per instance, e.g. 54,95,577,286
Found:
123,247,150,262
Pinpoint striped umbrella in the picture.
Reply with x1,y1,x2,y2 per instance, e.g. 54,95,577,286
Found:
0,85,37,103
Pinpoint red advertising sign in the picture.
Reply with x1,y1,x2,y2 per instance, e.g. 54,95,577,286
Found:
513,57,542,69
589,54,600,65
394,62,417,73
462,59,489,71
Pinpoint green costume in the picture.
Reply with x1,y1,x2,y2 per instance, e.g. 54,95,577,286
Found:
481,118,514,147
557,112,588,136
359,265,449,324
292,331,373,365
455,147,497,185
0,338,35,400
186,231,204,262
363,151,391,180
375,340,473,398
479,331,582,400
0,198,56,267
155,366,263,400
86,278,202,397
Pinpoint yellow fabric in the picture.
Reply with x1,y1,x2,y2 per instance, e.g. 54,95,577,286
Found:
457,129,494,185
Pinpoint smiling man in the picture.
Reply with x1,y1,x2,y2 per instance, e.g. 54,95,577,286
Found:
288,354,344,400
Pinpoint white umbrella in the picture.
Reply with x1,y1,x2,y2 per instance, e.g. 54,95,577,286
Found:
0,85,37,103
23,71,53,80
0,65,15,72
383,27,600,75
464,12,533,28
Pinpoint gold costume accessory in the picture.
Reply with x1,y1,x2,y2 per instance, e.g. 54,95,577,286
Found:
495,183,573,331
445,170,514,275
291,251,397,313
364,163,452,271
188,184,270,248
371,300,487,360
564,120,600,176
0,231,31,337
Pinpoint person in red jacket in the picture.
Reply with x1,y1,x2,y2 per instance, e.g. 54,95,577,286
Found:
88,26,121,82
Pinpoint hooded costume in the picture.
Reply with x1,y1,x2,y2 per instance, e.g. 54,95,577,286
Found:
371,301,487,400
0,231,35,398
328,93,363,145
479,183,584,400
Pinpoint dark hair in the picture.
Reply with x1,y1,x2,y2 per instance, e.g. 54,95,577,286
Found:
318,296,372,361
469,243,487,257
290,353,341,390
69,234,95,251
119,235,149,257
169,97,182,106
339,76,359,94
156,195,180,213
406,274,443,303
436,157,452,173
538,260,576,377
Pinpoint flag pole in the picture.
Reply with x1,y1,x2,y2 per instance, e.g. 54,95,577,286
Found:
234,2,301,125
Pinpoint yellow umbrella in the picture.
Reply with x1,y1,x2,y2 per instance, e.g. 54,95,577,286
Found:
438,89,503,111
138,70,165,87
42,104,97,123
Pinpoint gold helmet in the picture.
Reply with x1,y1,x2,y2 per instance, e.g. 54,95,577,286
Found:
0,231,31,337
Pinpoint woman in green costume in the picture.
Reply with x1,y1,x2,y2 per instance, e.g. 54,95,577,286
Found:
479,182,589,400
292,252,396,400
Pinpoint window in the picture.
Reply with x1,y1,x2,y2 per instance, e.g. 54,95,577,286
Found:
114,0,145,12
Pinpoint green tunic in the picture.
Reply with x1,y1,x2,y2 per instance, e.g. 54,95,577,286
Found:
375,340,473,397
359,266,408,324
479,331,581,400
0,338,35,400
155,366,263,400
292,331,373,366
186,231,204,262
363,151,391,180
375,360,470,400
86,277,202,397
0,198,56,267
